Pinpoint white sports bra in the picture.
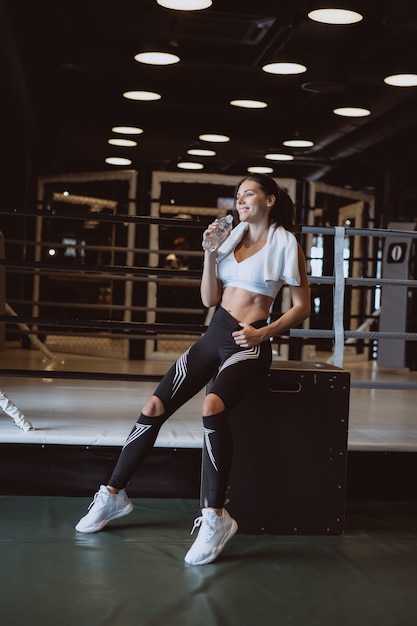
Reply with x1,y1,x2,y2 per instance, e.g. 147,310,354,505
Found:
217,245,284,299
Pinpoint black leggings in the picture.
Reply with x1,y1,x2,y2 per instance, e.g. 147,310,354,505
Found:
108,307,272,507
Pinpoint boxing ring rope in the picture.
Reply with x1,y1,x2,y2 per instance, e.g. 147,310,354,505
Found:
1,210,417,393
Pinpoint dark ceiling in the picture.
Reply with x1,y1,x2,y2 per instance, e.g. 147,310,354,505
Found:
2,0,417,193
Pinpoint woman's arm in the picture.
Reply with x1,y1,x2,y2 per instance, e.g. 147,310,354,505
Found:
266,243,311,338
200,250,223,308
233,244,311,346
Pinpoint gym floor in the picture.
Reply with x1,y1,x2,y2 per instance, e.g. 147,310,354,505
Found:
1,496,416,626
1,346,417,625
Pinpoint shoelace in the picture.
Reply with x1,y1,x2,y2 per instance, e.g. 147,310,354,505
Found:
88,490,106,511
189,515,216,541
190,515,203,535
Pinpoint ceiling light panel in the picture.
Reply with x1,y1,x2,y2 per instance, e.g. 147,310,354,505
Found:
262,62,307,75
283,139,314,148
123,91,162,101
105,157,132,166
134,51,180,65
308,8,363,25
333,106,371,117
108,138,137,147
112,126,144,135
177,161,204,169
230,99,268,108
384,73,417,87
187,148,216,156
199,134,230,142
157,1,212,10
265,153,294,161
247,166,274,173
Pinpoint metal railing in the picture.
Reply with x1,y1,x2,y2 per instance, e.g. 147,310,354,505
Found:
1,212,417,393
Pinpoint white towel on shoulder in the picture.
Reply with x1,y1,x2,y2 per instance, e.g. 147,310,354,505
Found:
217,222,300,287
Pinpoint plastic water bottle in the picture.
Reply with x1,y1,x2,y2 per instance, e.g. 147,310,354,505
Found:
202,214,233,253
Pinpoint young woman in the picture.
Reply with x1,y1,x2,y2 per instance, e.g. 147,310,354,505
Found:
75,173,311,565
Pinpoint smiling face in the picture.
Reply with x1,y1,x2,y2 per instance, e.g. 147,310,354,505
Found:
235,179,275,225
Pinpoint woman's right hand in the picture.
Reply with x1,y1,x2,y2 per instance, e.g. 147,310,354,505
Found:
202,218,231,252
202,219,219,246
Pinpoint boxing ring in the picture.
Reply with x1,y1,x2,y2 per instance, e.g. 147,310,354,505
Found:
1,173,417,501
1,175,417,626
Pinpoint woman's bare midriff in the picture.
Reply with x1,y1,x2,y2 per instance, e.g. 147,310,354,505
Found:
220,286,273,324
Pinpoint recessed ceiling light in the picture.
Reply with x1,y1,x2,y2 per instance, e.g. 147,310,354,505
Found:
177,161,204,170
262,62,307,75
199,133,230,142
134,51,180,65
123,91,161,101
384,73,417,87
247,166,274,174
108,138,137,147
112,126,144,134
283,138,314,148
157,0,212,9
105,157,132,166
265,153,294,161
230,99,268,109
333,106,371,117
308,9,363,25
187,148,216,156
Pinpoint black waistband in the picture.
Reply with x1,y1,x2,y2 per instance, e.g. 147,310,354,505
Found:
215,306,268,330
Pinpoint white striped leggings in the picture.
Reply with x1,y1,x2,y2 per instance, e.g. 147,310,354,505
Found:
108,306,272,508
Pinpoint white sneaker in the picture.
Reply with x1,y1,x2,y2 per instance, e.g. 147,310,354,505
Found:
75,485,134,533
184,508,238,565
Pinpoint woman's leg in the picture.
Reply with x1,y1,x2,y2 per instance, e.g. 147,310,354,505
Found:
201,405,232,512
201,327,272,512
107,338,221,491
184,320,272,565
75,331,221,533
107,397,168,490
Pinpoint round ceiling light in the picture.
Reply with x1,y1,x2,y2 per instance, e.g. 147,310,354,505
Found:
308,9,363,25
262,61,307,75
112,126,144,134
333,106,371,117
157,1,212,10
187,148,216,156
247,166,274,174
105,157,132,166
134,51,180,65
177,161,204,170
265,153,294,161
230,99,268,108
108,138,137,147
199,133,230,142
283,138,314,148
123,90,161,101
384,73,417,87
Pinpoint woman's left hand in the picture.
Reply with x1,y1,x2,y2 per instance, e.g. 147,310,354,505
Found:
232,323,264,348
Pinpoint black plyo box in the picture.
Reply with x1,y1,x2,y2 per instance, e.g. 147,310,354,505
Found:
224,361,350,535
